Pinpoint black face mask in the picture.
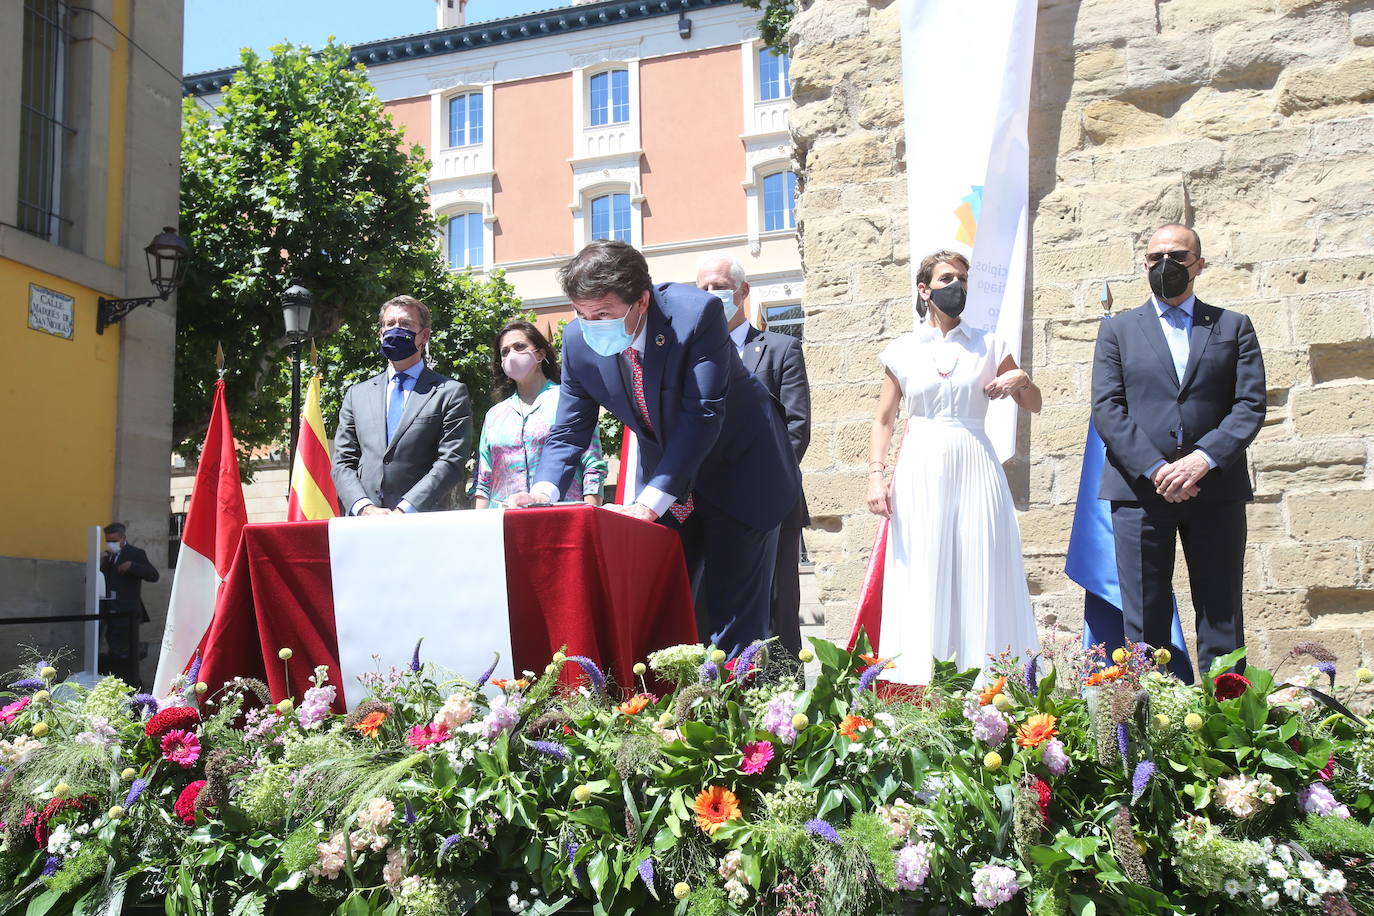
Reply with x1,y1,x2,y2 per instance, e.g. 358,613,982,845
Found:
1148,257,1191,300
380,327,419,361
928,282,967,319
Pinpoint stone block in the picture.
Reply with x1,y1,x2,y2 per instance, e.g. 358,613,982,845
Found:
1175,88,1279,140
1245,588,1312,631
1310,116,1374,155
855,262,915,302
1263,256,1374,297
1029,364,1082,402
1074,46,1127,93
1228,231,1318,268
833,420,874,467
1260,348,1311,393
1292,383,1374,438
1018,506,1074,553
1310,340,1374,384
1031,404,1094,457
806,213,893,269
804,133,900,188
1290,294,1371,344
803,268,857,309
1307,588,1374,629
1313,213,1374,256
1082,100,1169,146
1355,10,1374,46
1209,9,1351,88
1032,186,1082,245
810,383,879,424
1025,551,1072,598
1244,545,1268,593
1159,0,1276,34
1247,497,1286,542
34,559,84,605
1277,51,1374,116
1124,34,1211,96
1227,300,1292,349
1271,158,1374,221
857,83,904,130
1252,437,1367,473
1078,180,1189,245
1030,281,1081,320
1253,626,1365,675
1032,242,1136,287
1289,488,1374,540
1118,139,1225,182
1362,540,1374,586
803,471,865,517
1269,542,1361,589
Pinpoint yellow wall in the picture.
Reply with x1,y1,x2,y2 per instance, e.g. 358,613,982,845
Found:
0,260,119,561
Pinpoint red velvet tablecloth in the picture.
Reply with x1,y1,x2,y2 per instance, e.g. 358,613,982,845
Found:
196,506,697,708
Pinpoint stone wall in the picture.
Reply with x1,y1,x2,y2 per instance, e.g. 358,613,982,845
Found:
791,0,1374,672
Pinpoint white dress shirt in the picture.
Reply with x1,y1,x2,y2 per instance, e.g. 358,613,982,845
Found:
1146,295,1215,480
729,321,750,356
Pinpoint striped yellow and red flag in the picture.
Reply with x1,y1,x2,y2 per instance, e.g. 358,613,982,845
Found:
287,373,339,520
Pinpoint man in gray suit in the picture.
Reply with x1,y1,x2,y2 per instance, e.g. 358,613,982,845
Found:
332,295,472,515
697,254,811,657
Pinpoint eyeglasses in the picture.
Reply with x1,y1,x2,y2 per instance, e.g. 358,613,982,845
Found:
1144,250,1198,266
499,341,534,357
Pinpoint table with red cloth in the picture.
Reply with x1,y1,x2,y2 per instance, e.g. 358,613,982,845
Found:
195,506,698,710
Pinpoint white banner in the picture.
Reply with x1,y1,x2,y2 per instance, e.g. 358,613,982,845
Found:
328,509,512,708
901,0,1038,461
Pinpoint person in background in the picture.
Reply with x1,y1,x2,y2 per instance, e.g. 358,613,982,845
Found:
332,295,472,514
473,320,606,508
696,253,811,660
100,522,158,682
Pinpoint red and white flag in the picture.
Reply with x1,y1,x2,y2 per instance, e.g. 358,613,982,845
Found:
153,379,247,693
616,425,639,505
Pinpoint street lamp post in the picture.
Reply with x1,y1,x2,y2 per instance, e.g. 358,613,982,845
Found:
280,281,313,496
97,227,191,334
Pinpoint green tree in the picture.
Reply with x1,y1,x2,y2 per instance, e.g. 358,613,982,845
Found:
741,0,795,54
176,41,520,463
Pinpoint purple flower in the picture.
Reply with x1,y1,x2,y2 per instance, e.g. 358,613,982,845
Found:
10,678,44,691
735,641,765,680
186,652,202,685
805,818,841,844
857,661,886,693
410,639,423,673
762,691,799,744
296,684,336,729
1131,760,1156,803
566,656,606,694
129,694,159,718
42,856,61,877
1024,655,1039,692
972,862,1020,908
1116,723,1129,762
403,800,416,826
124,777,149,808
34,661,49,674
527,739,570,761
896,841,933,890
475,653,500,689
1042,738,1069,776
699,659,720,683
566,841,584,881
637,856,655,889
1316,661,1336,686
439,834,461,857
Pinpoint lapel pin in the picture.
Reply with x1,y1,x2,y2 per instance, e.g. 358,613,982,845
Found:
655,334,665,346
754,345,762,352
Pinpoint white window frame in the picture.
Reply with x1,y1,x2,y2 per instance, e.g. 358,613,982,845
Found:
571,180,643,251
443,89,484,150
760,168,797,233
741,152,795,254
442,208,486,272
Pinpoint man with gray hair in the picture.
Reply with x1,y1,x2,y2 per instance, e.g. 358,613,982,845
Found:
697,253,811,659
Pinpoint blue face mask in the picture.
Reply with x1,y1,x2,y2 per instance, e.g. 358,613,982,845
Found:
706,288,739,323
380,327,419,361
580,308,641,358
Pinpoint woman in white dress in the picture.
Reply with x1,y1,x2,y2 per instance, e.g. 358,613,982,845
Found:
864,250,1042,685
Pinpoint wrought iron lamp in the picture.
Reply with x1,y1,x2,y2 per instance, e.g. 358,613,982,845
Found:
96,227,190,334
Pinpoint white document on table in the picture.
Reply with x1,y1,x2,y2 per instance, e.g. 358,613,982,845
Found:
328,509,513,708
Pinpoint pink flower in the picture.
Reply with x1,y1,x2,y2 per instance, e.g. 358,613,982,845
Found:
406,723,451,749
739,740,774,775
1319,755,1336,782
0,696,31,724
161,729,202,768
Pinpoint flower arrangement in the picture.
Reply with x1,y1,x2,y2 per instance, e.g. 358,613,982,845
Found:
2,638,1374,915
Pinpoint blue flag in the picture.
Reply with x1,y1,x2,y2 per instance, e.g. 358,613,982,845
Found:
1065,420,1195,683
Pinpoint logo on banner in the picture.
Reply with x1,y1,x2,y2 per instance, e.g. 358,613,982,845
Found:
954,186,983,247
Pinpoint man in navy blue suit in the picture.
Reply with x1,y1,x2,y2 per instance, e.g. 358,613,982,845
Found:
513,240,800,655
1091,224,1266,677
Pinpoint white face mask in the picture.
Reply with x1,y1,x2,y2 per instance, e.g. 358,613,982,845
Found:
705,287,739,323
105,541,121,553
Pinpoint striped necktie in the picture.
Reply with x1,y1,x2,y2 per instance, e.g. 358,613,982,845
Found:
623,347,693,521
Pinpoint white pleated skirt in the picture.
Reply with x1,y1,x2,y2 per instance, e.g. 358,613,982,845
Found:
879,416,1040,685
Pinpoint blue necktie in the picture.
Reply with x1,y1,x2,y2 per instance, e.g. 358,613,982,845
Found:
386,372,408,443
1163,307,1190,382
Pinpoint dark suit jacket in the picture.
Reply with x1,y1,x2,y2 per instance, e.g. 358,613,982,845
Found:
332,365,472,512
740,325,811,528
537,282,800,531
1091,298,1266,503
101,543,158,621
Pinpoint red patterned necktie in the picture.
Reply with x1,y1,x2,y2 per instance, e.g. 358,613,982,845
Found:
623,346,693,521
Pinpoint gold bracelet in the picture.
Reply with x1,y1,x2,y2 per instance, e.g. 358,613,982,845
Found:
867,462,885,470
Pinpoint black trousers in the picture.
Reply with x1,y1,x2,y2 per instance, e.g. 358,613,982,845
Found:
667,497,779,658
1110,498,1247,678
771,525,804,658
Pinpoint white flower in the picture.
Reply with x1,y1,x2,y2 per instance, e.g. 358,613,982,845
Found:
46,824,72,855
1284,878,1303,899
1223,878,1243,897
1260,890,1280,908
1313,876,1331,894
1329,869,1347,893
1298,859,1320,881
1266,859,1287,880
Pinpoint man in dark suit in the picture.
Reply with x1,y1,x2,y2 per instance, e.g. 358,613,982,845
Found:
697,254,811,658
1091,224,1266,676
100,523,159,680
333,295,472,514
515,241,800,655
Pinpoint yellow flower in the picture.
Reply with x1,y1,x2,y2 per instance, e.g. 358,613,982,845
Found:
33,690,49,703
194,682,208,695
673,883,691,900
710,649,727,664
31,722,49,737
1184,713,1204,731
276,699,294,715
278,647,293,660
1153,714,1171,729
108,806,125,820
573,784,592,804
984,752,1003,770
1112,647,1129,665
1358,668,1373,684
39,666,57,680
1153,648,1172,666
798,649,814,663
992,693,1012,711
632,662,647,676
792,713,809,731
53,782,71,798
553,651,566,663
978,676,1007,707
120,768,137,780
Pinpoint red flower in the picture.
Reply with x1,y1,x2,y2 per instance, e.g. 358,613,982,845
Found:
1213,672,1251,701
1320,755,1336,782
1031,777,1052,826
145,705,201,738
175,780,207,825
34,796,96,847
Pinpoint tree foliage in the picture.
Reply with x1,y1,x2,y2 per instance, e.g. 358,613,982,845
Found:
176,41,521,465
740,0,796,55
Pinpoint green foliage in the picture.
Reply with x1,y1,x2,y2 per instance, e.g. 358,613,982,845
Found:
739,0,796,55
176,41,522,466
1294,813,1374,857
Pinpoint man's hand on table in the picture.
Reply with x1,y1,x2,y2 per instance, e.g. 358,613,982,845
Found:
604,503,658,523
507,492,551,508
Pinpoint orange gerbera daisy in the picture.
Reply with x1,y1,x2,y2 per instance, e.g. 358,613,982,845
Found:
978,676,1009,706
617,694,653,716
693,785,741,835
352,710,387,738
838,715,873,741
490,678,529,691
1016,713,1059,748
1085,665,1126,687
855,654,895,674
